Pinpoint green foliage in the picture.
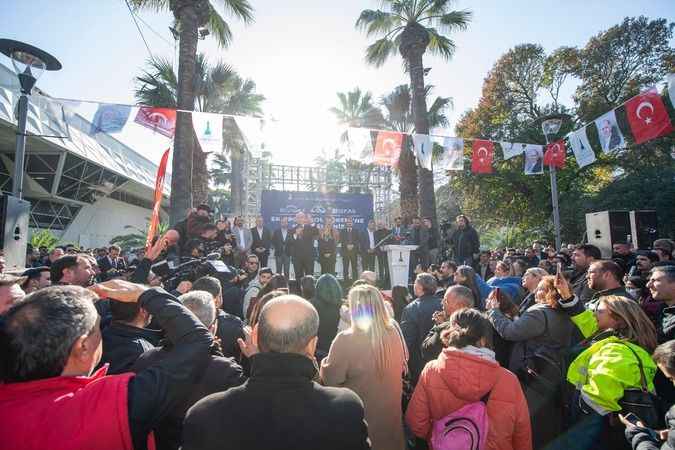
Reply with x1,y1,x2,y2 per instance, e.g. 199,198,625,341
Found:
110,222,168,250
446,16,675,243
29,229,59,250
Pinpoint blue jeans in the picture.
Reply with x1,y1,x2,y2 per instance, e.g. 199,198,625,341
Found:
545,392,608,450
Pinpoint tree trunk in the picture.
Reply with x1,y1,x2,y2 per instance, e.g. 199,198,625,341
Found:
400,23,438,227
191,137,209,205
230,146,244,216
169,0,210,225
398,136,418,223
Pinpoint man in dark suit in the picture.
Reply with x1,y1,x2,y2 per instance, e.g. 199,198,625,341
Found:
98,245,127,281
375,221,391,285
292,212,317,280
391,216,407,243
250,216,272,267
272,216,294,279
340,217,360,283
474,251,494,280
360,220,378,272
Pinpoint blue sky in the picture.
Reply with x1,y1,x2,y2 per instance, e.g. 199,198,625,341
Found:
1,0,673,166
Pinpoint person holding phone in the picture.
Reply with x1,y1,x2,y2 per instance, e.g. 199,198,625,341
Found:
546,272,659,450
620,340,675,450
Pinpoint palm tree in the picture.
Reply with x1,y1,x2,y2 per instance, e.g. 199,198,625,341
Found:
209,152,231,188
329,88,384,130
134,54,264,207
356,0,471,224
380,84,451,221
130,0,254,225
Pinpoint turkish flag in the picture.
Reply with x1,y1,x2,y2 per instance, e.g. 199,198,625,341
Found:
544,140,566,168
134,107,177,138
471,139,494,173
374,131,403,167
625,89,673,145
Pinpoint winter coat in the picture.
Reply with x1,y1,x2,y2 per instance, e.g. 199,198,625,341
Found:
312,295,342,359
561,300,657,413
400,294,443,382
625,403,675,450
321,327,407,450
406,347,532,450
183,352,371,450
98,322,162,374
449,226,480,264
487,303,574,376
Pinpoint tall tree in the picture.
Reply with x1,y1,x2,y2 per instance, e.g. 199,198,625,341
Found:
380,84,451,221
329,88,384,129
356,0,471,224
134,54,264,207
130,0,254,225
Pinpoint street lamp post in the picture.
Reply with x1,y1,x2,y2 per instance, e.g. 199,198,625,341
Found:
539,114,569,251
0,39,61,199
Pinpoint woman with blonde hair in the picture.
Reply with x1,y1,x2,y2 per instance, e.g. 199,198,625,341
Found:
321,285,408,450
548,273,659,450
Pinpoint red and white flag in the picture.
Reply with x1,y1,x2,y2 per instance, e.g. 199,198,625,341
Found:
145,148,170,251
374,131,403,167
625,89,673,145
134,107,177,138
544,140,566,168
471,139,494,174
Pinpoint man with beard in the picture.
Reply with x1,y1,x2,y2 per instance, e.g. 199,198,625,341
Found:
569,244,600,304
50,255,97,287
635,250,659,281
448,214,480,266
647,264,675,408
585,260,632,311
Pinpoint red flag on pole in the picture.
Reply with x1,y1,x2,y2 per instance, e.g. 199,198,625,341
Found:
625,89,674,145
146,148,171,251
373,131,403,167
544,140,566,168
471,139,494,173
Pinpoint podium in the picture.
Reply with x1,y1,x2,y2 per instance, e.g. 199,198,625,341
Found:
383,245,418,288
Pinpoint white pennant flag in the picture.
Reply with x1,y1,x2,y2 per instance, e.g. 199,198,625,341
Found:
523,144,544,175
568,126,596,168
594,110,625,154
668,73,675,109
499,141,527,160
434,136,464,171
347,127,373,160
192,112,223,153
234,116,265,156
413,134,433,170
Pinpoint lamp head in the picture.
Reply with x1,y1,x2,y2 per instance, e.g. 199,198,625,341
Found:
0,39,61,94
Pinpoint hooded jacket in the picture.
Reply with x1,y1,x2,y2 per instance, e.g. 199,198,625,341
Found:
406,347,532,450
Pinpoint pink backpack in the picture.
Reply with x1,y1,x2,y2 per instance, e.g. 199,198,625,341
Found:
430,389,492,450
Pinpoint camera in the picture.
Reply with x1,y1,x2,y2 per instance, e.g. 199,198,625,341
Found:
151,254,237,292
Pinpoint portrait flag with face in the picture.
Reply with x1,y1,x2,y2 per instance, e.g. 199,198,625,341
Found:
134,107,177,138
568,126,596,168
413,133,433,170
471,139,494,174
522,144,544,175
543,140,566,168
438,136,464,171
625,88,673,145
499,141,526,160
347,127,374,161
374,131,403,167
594,110,625,154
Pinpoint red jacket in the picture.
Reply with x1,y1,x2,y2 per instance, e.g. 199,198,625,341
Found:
405,348,532,450
0,366,154,450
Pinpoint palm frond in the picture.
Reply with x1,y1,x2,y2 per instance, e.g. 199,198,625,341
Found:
355,9,400,37
437,10,472,32
205,5,234,48
215,0,255,25
365,38,399,67
426,28,456,60
128,0,169,12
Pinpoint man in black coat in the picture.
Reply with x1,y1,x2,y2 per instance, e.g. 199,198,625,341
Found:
400,273,442,384
133,291,245,450
98,245,127,281
271,216,294,279
448,214,480,266
340,217,360,283
569,244,600,304
375,221,391,286
182,294,371,450
250,216,272,267
292,212,317,280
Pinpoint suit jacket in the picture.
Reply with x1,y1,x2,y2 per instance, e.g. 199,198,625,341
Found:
340,228,361,255
98,256,126,277
250,227,272,255
271,228,294,256
360,229,378,256
232,226,253,253
474,263,494,281
293,224,318,258
374,228,391,254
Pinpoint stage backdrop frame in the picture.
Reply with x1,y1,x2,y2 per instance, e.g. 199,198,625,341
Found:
260,190,374,232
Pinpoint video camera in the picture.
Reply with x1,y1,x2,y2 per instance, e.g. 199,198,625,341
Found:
151,253,238,292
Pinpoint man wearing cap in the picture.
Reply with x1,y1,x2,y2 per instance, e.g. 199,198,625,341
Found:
0,274,26,315
21,266,51,294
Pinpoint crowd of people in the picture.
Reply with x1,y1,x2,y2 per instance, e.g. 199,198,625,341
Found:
1,208,675,450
